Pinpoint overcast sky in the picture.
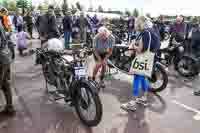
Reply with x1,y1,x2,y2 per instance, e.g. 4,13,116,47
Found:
32,0,198,16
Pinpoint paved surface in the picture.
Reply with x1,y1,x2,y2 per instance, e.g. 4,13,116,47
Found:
0,38,200,133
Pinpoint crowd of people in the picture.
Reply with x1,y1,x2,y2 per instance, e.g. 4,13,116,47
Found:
1,4,200,115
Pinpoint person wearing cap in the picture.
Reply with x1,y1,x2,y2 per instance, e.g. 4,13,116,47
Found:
92,27,115,88
63,11,72,48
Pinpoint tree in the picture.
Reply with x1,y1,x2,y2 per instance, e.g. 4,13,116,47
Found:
8,0,17,11
37,4,43,11
133,8,139,17
16,0,30,14
125,10,131,17
62,0,68,13
76,2,82,11
98,5,103,12
2,0,8,8
71,5,77,14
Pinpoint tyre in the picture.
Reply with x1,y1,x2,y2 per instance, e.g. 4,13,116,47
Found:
74,82,102,127
149,63,168,93
176,56,199,78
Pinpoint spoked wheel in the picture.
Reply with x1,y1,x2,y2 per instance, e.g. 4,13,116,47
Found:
149,63,168,93
176,56,199,78
74,82,102,127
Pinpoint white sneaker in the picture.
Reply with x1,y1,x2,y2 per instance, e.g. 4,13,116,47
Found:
136,96,149,107
120,100,137,111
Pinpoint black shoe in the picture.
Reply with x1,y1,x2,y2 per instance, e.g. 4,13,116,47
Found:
194,90,200,96
100,80,105,88
1,105,16,115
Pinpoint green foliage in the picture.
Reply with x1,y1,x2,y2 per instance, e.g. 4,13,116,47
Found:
76,2,82,11
7,0,17,11
2,0,8,8
133,8,139,17
62,2,68,13
16,0,29,9
125,10,131,17
71,5,77,14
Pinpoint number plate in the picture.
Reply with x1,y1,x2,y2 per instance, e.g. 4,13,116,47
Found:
75,67,86,78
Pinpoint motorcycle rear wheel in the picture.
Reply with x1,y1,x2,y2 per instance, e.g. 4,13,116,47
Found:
149,63,168,93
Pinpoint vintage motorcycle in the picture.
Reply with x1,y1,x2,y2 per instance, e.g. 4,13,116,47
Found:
35,48,102,127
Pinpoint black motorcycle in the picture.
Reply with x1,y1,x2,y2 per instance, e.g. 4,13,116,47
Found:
35,48,102,127
157,39,185,68
109,46,168,93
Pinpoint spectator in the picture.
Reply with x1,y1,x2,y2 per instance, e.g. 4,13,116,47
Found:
63,11,72,49
16,12,24,32
0,19,15,114
169,15,186,46
24,11,33,38
17,26,31,56
76,12,91,43
92,27,115,88
0,8,11,32
36,5,60,47
156,15,165,41
121,16,160,111
127,16,135,41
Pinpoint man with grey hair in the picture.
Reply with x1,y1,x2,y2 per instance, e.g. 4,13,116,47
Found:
92,27,115,88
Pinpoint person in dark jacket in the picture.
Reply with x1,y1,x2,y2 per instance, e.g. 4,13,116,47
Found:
156,16,165,41
127,16,135,41
24,11,33,38
76,12,91,43
0,21,15,114
169,15,186,46
63,11,72,49
36,6,60,47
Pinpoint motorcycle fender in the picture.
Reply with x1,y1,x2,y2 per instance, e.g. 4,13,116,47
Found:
70,79,98,99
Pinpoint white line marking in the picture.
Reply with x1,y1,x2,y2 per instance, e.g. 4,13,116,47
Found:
172,100,200,121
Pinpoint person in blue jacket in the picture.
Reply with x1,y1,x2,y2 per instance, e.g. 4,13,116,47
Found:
121,16,160,111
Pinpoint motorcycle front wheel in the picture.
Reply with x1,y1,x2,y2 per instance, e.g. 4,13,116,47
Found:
74,82,102,127
149,63,168,93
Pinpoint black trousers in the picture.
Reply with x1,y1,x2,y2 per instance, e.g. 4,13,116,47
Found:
0,64,13,107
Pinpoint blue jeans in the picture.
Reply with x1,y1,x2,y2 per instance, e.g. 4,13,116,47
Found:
64,31,71,49
133,75,149,96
